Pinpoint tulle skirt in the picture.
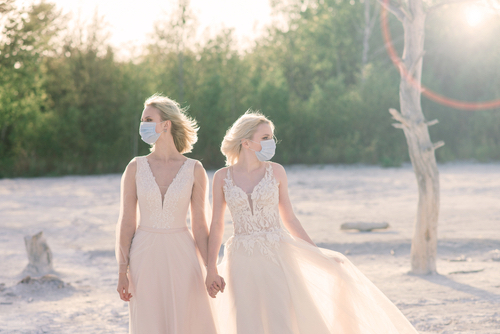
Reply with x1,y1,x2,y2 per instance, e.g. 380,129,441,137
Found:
128,226,217,334
215,232,418,334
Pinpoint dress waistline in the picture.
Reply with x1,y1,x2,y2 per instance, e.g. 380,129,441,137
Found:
137,225,189,234
233,228,284,237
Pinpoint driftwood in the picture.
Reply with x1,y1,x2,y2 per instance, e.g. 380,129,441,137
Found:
23,231,53,275
18,275,65,289
340,222,390,232
449,269,484,275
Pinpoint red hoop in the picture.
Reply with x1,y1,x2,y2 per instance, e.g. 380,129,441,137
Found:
380,0,500,110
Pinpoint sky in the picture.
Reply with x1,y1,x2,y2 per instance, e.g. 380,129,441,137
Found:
17,0,273,56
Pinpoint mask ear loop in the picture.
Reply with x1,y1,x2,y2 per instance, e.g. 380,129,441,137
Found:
246,139,262,152
243,138,254,151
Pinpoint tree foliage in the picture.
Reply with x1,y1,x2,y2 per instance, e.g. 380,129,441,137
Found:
0,0,499,177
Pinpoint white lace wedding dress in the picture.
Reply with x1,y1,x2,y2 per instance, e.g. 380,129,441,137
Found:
215,162,418,334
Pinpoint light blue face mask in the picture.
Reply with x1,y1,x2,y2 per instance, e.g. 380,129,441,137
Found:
249,139,276,161
139,121,165,145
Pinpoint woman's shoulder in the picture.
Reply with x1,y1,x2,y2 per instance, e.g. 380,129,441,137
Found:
269,162,286,182
130,155,148,164
127,156,144,168
186,158,207,175
269,161,285,173
121,157,140,179
213,166,230,183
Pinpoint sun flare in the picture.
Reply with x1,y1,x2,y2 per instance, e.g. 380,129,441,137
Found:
464,5,488,27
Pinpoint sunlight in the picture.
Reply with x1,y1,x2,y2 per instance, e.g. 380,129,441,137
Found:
464,5,489,27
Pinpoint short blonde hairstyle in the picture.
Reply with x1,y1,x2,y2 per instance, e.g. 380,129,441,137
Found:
144,94,198,154
221,110,275,166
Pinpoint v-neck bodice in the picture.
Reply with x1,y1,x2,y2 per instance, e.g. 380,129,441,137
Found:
136,156,196,229
223,163,281,235
223,163,286,262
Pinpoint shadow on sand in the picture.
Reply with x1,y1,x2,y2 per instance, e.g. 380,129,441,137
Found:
417,273,500,303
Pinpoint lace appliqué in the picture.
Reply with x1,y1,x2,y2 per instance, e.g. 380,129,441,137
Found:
223,163,286,264
225,229,287,265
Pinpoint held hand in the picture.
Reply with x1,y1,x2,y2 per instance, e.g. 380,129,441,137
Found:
117,273,132,301
206,269,226,298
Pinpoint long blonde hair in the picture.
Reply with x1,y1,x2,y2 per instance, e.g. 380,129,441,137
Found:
144,94,198,153
221,110,275,166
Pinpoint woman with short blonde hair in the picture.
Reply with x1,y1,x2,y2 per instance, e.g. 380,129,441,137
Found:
144,94,198,153
116,93,217,334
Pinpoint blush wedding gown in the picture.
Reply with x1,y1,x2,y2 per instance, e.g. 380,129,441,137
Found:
125,156,217,334
214,162,419,334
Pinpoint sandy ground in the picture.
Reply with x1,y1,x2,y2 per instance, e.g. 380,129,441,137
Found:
0,162,499,334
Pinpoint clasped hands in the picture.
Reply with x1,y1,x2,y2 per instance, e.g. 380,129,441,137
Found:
205,269,226,298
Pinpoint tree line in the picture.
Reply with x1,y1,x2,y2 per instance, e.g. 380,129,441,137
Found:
0,0,499,177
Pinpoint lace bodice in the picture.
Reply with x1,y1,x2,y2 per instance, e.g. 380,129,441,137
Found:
223,163,287,262
136,156,196,229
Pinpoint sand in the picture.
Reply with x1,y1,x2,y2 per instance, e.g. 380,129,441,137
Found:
0,162,499,333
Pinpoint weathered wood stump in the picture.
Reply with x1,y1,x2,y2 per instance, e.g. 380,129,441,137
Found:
340,222,390,232
23,231,53,275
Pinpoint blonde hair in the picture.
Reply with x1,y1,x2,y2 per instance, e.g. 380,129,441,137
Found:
144,94,198,154
221,110,275,166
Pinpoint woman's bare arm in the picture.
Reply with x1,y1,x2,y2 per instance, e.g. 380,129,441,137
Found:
205,169,227,297
116,159,138,301
190,161,210,266
273,163,316,246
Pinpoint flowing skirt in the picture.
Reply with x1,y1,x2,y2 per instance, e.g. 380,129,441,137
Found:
215,233,418,334
128,226,217,334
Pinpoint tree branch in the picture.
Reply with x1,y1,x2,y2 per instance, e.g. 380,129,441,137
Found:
370,2,381,31
426,119,439,126
376,0,412,22
392,123,405,129
433,141,445,150
389,108,411,127
426,0,481,14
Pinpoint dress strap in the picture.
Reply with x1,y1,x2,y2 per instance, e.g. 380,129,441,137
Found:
186,158,196,173
224,166,233,183
265,162,273,178
135,156,146,177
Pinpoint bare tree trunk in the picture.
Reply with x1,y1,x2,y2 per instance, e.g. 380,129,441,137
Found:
361,0,379,81
178,50,184,103
381,0,443,274
362,0,371,69
132,100,139,157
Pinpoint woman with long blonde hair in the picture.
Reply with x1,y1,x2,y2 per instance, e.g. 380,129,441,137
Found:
115,94,217,333
205,111,419,334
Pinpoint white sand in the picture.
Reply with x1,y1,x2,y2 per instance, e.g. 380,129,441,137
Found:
0,162,499,333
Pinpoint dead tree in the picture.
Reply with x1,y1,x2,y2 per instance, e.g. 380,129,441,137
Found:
377,0,499,274
361,0,380,81
376,0,449,275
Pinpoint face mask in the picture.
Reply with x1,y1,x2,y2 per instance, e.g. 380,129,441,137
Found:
139,121,164,145
249,139,276,161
